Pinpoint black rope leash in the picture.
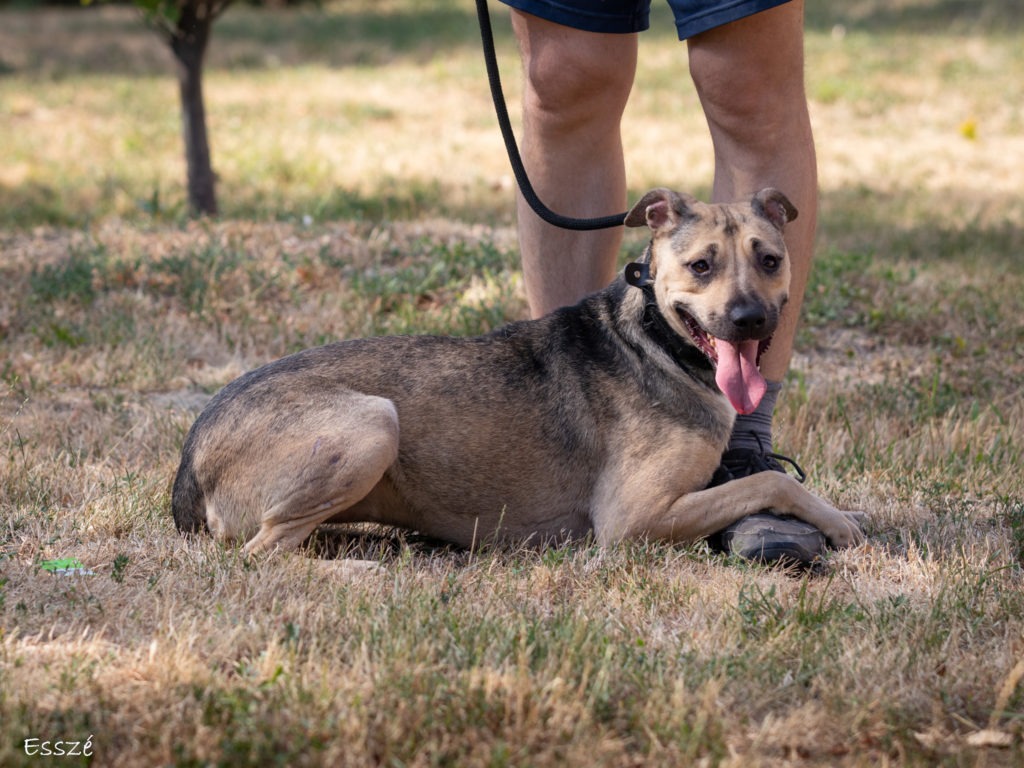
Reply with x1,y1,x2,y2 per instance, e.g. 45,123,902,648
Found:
475,0,628,231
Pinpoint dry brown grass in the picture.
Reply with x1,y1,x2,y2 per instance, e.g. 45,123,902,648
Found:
2,2,1023,766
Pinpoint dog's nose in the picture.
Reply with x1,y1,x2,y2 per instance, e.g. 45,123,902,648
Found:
728,301,767,332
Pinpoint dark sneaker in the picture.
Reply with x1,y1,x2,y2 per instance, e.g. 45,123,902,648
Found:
712,512,826,567
710,446,807,487
706,445,827,567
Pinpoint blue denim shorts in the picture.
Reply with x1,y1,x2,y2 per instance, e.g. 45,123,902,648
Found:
500,0,790,40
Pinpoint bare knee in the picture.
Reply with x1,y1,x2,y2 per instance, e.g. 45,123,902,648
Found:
687,2,810,157
512,11,636,138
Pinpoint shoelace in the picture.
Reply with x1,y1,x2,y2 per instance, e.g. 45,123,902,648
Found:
712,432,807,486
720,448,807,483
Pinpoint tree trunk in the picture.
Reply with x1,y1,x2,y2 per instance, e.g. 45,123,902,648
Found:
170,4,217,216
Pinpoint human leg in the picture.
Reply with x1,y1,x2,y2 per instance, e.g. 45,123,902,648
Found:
685,1,849,559
510,10,638,317
687,0,817,449
688,0,816,384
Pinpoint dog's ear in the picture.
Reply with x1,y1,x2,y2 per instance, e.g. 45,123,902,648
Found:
751,188,798,231
625,188,699,231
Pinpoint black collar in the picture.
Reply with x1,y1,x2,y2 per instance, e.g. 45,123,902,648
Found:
638,285,715,376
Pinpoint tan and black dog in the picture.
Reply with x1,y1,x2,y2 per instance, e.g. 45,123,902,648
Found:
172,188,865,556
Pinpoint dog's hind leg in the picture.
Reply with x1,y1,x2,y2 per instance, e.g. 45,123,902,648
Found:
238,394,400,557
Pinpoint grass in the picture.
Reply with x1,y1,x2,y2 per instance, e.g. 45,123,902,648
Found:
2,0,1024,765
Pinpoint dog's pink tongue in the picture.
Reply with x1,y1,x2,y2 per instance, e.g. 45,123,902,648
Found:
714,339,766,415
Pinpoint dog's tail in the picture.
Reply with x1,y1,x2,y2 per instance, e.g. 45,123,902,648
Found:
171,439,208,535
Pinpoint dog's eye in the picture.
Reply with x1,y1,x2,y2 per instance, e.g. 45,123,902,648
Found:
761,254,781,271
690,260,711,275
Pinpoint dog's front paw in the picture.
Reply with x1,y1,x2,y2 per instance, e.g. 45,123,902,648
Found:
825,510,867,548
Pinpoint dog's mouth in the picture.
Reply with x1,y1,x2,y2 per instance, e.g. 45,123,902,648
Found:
676,307,772,416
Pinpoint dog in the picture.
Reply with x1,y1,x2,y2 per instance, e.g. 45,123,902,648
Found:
171,188,865,556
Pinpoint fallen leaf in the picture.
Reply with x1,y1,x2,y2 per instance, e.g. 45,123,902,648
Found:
965,729,1013,748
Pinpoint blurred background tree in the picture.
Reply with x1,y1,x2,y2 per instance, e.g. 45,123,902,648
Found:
120,0,232,216
61,0,311,215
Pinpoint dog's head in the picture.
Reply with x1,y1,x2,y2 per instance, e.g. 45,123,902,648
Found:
624,188,797,415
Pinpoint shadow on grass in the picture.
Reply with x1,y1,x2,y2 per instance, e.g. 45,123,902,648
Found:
5,176,1020,274
0,175,516,230
818,186,1024,273
806,0,1024,34
0,3,516,77
304,524,468,563
6,0,1020,82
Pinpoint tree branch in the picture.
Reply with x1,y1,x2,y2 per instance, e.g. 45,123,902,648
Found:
210,0,234,22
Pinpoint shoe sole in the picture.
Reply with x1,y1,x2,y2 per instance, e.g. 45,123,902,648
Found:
732,541,823,567
721,513,826,567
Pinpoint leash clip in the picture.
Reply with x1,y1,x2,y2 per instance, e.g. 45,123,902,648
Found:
624,262,653,288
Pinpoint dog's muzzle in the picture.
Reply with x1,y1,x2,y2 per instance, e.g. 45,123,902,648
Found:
675,303,775,416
